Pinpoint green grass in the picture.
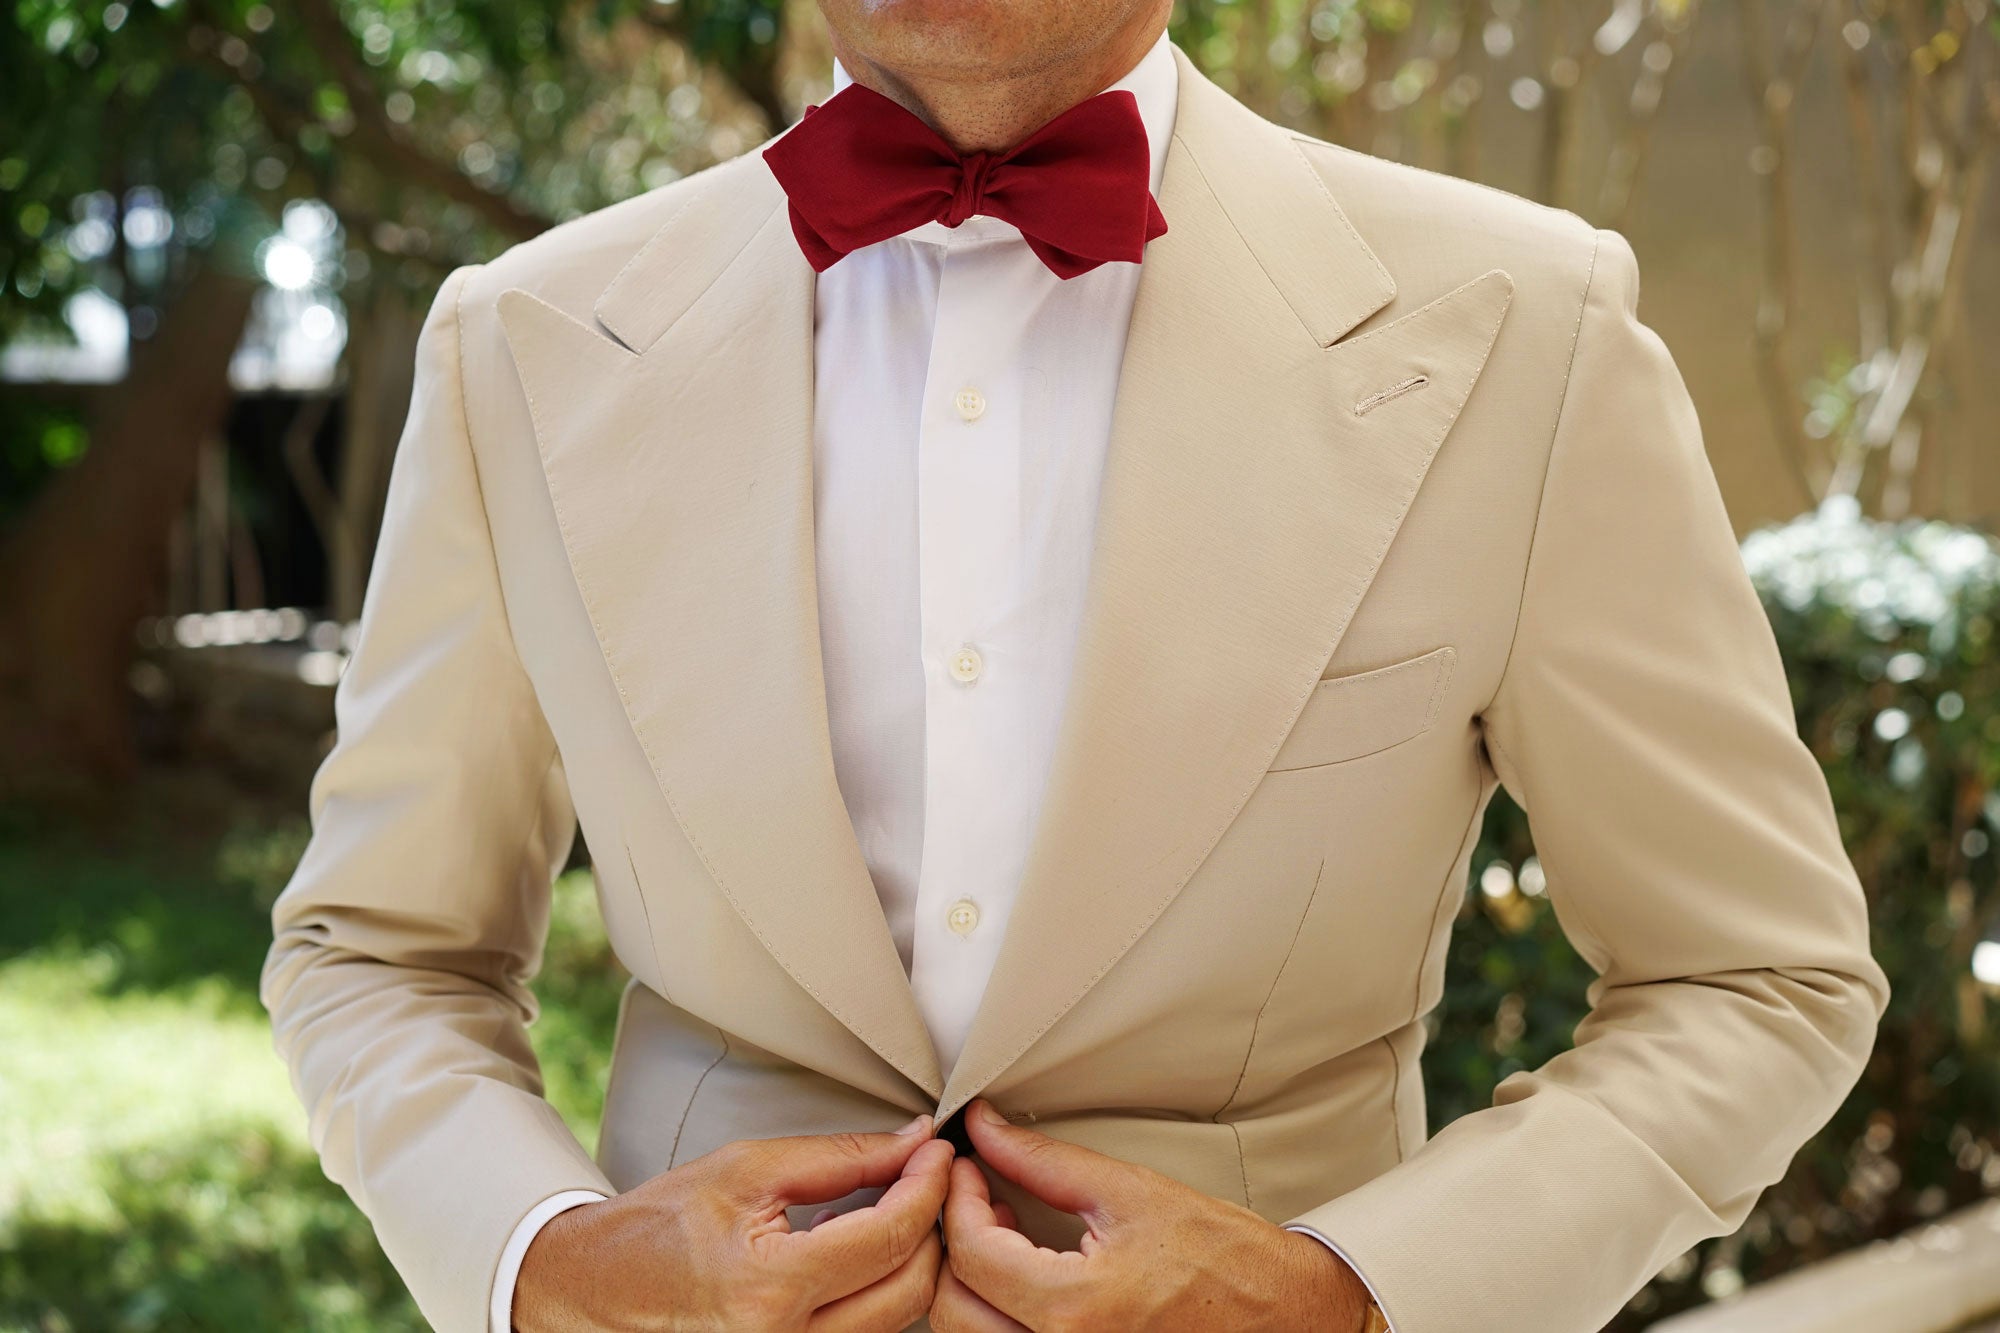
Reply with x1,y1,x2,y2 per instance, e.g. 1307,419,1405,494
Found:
0,801,626,1332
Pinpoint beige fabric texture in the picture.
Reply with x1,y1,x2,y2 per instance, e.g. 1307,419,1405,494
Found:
262,44,1890,1333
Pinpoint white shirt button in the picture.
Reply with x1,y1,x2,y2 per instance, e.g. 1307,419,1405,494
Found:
946,899,981,935
953,388,987,423
948,645,983,683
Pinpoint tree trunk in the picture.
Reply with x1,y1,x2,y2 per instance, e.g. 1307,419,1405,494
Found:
334,286,421,620
0,262,258,786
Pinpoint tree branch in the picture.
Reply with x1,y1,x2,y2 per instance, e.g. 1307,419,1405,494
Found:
634,5,790,130
1739,0,1826,509
186,0,554,241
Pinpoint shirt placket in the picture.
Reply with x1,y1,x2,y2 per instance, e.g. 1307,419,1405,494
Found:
909,234,1032,1072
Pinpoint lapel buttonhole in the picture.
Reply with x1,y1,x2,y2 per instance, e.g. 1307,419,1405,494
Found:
1354,373,1430,416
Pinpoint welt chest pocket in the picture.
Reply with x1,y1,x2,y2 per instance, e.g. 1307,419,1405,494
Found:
1267,645,1457,771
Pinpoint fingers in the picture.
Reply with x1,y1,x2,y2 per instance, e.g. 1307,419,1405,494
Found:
808,1229,943,1333
961,1100,1135,1220
943,1154,1000,1227
929,1264,1031,1333
723,1115,936,1212
791,1137,955,1306
942,1156,1082,1326
944,1145,1017,1231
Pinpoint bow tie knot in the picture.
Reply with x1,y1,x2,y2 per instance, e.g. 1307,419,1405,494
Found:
763,83,1169,280
942,151,995,228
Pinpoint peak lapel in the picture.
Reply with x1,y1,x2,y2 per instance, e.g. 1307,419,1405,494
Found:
938,51,1515,1114
496,169,944,1099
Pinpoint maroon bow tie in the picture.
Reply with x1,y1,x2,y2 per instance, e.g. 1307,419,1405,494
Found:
761,83,1168,280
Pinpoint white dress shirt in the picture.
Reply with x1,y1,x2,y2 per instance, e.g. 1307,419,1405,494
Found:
492,31,1389,1329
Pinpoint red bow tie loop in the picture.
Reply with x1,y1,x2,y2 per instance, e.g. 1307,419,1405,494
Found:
762,84,1168,280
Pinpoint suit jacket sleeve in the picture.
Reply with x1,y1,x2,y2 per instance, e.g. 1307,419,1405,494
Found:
260,264,616,1333
1284,227,1889,1333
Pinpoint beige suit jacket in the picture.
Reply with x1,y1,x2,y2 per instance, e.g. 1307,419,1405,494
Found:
262,43,1889,1333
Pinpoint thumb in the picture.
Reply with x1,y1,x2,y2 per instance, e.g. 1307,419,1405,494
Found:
961,1101,1135,1221
727,1114,936,1210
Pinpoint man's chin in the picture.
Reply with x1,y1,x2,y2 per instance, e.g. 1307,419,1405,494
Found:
825,0,1085,80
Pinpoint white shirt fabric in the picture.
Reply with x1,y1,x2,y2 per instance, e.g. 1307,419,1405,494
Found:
490,31,1391,1329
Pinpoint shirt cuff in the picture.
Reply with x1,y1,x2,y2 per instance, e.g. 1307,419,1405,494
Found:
1285,1223,1397,1332
489,1189,609,1333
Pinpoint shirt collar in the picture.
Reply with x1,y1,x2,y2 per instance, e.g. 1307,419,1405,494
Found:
828,29,1178,248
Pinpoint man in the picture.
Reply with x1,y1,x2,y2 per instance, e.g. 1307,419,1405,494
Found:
261,0,1890,1327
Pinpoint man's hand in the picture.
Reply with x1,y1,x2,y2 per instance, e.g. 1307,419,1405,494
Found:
932,1101,1369,1333
515,1114,952,1332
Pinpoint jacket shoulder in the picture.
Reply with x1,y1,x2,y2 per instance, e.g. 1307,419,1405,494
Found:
1291,133,1602,324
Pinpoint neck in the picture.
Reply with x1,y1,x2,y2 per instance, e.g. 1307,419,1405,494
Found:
827,6,1170,155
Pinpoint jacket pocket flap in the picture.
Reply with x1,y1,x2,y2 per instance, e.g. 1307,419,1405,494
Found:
1269,645,1457,772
